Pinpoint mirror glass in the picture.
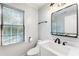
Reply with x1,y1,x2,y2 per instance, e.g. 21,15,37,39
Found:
51,4,78,38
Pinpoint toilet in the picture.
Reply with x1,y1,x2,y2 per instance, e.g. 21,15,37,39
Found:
27,40,41,56
27,46,40,56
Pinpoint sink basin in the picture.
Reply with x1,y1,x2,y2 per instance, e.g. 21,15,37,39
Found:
38,40,72,56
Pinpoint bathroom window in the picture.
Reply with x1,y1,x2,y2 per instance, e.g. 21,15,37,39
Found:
0,4,25,45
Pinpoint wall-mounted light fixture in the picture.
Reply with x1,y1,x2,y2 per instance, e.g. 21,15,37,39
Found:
50,3,66,7
57,3,66,7
49,3,66,13
50,3,55,6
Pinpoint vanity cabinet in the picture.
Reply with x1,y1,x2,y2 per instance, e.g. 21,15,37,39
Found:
40,46,57,56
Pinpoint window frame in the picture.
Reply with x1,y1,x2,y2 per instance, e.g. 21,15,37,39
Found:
0,3,25,46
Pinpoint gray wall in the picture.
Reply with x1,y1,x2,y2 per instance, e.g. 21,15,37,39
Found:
0,3,38,56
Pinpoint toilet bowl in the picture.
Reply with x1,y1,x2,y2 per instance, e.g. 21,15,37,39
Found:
27,40,42,56
27,46,40,56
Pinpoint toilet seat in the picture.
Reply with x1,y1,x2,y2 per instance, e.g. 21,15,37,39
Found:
27,46,39,56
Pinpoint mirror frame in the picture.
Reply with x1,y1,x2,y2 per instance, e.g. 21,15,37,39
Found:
51,4,78,38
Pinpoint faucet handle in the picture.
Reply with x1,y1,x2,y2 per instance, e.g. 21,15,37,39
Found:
62,42,67,46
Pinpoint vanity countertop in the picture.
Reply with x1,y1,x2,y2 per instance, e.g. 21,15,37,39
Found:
38,40,79,56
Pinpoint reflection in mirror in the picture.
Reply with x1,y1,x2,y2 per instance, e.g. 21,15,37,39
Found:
51,4,78,38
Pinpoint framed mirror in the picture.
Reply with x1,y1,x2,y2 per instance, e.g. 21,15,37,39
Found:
51,4,78,38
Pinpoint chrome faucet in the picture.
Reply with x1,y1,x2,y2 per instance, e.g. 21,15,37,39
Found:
54,38,61,44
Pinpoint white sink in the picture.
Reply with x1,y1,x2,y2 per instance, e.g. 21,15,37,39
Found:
38,40,73,56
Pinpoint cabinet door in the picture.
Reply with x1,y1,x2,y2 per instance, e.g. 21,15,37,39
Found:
40,47,57,56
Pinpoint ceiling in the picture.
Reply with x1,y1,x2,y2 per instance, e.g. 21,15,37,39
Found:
6,3,49,9
26,3,48,9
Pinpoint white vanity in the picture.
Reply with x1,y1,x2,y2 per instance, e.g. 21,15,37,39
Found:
38,40,79,56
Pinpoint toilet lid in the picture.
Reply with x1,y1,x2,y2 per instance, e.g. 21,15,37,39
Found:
27,46,39,55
